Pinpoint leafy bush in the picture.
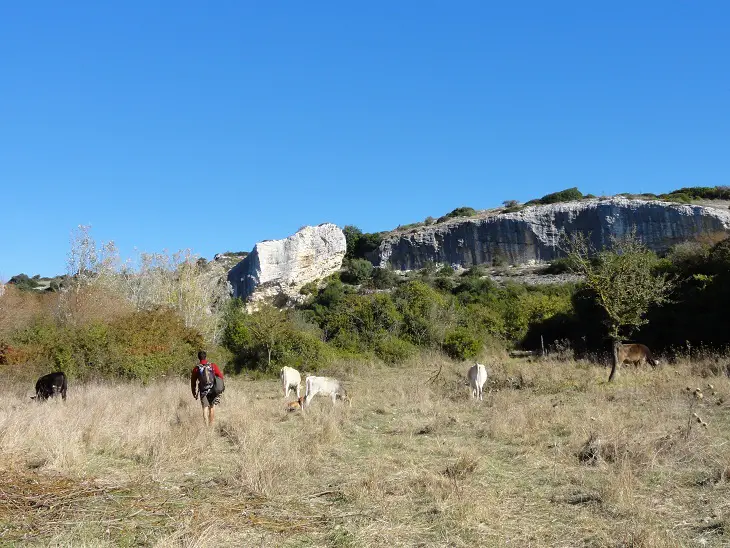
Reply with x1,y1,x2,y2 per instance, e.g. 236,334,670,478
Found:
664,193,692,204
529,187,583,205
542,257,572,274
8,274,41,291
341,259,374,285
659,186,730,201
6,308,203,381
462,265,486,278
371,267,400,289
437,207,478,223
375,336,416,364
442,327,482,360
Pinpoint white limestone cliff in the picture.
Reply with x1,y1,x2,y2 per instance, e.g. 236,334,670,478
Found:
374,198,730,270
228,224,346,305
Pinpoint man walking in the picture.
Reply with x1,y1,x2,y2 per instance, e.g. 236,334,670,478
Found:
191,350,224,426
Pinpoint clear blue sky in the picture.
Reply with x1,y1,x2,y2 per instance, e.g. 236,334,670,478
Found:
2,1,729,278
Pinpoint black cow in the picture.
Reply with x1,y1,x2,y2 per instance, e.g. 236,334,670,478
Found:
34,372,67,401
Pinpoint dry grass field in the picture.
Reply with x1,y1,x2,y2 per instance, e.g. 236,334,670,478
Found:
2,353,730,547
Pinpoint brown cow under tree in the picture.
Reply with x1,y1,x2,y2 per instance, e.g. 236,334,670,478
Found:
610,341,660,381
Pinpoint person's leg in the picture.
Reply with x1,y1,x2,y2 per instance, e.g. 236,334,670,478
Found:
208,404,216,426
201,396,210,425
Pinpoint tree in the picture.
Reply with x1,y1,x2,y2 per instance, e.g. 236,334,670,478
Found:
564,231,674,381
246,303,290,370
343,225,363,260
341,258,374,285
443,327,482,360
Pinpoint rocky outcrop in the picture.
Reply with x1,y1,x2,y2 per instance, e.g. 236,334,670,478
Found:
228,224,346,305
374,198,730,270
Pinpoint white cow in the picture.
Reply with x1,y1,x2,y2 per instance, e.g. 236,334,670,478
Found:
304,376,348,407
467,362,488,401
280,366,301,399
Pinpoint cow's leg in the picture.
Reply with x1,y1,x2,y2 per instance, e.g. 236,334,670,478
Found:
296,384,300,398
331,393,337,406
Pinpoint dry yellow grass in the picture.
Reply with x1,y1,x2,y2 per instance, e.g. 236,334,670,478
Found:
2,354,730,547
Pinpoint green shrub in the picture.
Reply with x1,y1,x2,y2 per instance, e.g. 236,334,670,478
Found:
536,187,583,205
660,186,730,201
542,257,572,274
437,207,478,223
664,193,692,204
394,281,451,346
371,267,399,289
462,265,486,278
434,276,455,292
341,259,374,285
442,328,482,360
375,336,416,364
439,264,455,276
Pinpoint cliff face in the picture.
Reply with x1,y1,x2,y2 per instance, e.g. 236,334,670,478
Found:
228,223,346,305
374,198,730,270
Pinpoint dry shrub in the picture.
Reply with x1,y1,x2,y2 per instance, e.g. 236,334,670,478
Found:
0,285,54,337
59,285,133,327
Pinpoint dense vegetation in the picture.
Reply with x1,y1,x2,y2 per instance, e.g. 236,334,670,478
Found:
5,187,730,381
0,227,229,381
221,230,730,373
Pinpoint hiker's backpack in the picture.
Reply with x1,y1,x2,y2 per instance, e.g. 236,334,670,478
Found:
198,364,215,393
213,375,225,396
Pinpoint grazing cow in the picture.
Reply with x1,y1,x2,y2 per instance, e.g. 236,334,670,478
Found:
280,366,301,399
286,396,306,412
609,342,660,381
304,376,348,407
467,362,488,401
34,372,67,401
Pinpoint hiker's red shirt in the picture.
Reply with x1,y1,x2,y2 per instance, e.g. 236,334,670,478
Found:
191,360,224,395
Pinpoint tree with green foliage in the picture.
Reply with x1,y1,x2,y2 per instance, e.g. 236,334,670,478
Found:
243,303,289,370
564,232,674,381
343,225,363,259
343,225,384,260
442,327,482,360
371,267,399,289
341,258,374,285
8,274,41,292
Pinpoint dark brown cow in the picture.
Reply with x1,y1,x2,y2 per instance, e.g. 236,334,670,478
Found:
609,342,660,381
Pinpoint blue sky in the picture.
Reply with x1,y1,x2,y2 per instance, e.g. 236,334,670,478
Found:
2,1,729,277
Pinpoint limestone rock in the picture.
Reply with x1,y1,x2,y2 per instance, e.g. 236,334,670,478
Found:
373,198,730,270
228,224,346,305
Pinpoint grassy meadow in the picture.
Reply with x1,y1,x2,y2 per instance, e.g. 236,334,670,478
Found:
2,353,730,547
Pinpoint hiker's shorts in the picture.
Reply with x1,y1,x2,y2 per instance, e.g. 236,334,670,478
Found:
200,390,221,408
